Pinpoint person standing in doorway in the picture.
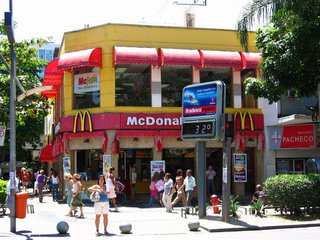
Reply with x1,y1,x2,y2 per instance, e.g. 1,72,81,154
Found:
130,166,137,200
206,165,216,197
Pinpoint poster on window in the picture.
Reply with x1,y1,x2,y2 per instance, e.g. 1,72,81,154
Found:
150,160,165,178
103,154,111,176
74,72,100,93
233,153,247,182
63,156,71,177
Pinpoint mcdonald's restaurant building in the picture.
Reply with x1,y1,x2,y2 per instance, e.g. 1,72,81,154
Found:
41,24,265,199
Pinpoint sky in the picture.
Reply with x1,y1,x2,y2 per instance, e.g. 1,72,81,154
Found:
0,0,253,44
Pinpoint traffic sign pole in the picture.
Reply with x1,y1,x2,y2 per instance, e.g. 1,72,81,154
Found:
196,141,206,217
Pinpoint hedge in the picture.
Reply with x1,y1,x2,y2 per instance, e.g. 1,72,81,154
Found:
0,180,7,204
264,174,320,214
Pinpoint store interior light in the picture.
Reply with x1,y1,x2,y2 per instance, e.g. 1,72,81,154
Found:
133,137,139,142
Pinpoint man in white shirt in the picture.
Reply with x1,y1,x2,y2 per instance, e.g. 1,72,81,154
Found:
206,165,216,197
184,169,196,213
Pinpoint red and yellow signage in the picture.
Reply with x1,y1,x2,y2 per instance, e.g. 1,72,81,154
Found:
73,111,93,133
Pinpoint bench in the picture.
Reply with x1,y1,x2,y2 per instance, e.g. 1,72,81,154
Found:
181,206,196,218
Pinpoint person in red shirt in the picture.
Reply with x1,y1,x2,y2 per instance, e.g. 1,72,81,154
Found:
21,168,30,191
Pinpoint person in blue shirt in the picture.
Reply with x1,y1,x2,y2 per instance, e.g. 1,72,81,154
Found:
88,175,110,236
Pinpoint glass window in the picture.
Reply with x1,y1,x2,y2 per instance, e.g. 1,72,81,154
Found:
161,66,192,107
73,67,100,109
200,67,232,107
45,50,54,61
115,64,151,106
241,68,257,108
38,49,45,59
276,158,306,174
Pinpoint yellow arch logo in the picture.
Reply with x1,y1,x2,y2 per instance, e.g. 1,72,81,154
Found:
234,110,254,131
73,111,93,133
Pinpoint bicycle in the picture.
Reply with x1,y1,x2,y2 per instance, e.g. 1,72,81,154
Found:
109,180,126,206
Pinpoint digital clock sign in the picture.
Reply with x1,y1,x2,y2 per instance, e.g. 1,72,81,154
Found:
182,120,215,139
181,81,225,140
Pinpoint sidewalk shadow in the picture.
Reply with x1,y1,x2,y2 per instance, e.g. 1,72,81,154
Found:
17,230,70,239
201,215,259,229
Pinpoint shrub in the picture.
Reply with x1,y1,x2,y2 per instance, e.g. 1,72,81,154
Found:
0,180,7,204
230,195,240,218
264,174,320,215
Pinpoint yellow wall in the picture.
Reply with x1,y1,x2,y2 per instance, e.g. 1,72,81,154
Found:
60,24,258,116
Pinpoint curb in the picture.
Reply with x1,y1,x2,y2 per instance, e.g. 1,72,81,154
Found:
201,222,320,232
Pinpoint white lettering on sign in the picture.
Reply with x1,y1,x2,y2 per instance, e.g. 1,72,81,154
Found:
282,136,314,143
185,108,202,113
126,116,182,126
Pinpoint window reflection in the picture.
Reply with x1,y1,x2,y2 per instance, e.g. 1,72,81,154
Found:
200,67,232,107
161,66,192,107
115,64,151,106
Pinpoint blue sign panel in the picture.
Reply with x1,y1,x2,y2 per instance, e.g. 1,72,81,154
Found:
183,82,218,118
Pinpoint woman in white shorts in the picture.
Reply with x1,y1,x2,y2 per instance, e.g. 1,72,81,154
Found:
88,175,110,236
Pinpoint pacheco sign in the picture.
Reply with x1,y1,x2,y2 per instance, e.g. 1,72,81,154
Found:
269,124,315,149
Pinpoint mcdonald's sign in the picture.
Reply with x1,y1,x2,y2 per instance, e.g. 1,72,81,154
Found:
73,111,93,133
234,110,254,131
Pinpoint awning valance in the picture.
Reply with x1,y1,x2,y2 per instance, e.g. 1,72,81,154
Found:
159,48,203,67
39,144,56,162
240,52,261,69
113,46,158,65
200,50,243,70
58,48,102,69
116,131,158,137
41,89,57,99
158,131,181,137
63,131,108,152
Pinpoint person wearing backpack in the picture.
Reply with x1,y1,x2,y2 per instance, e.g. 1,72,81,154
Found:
148,173,158,207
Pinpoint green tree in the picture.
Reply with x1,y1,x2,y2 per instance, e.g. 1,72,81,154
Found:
237,0,320,103
0,20,50,163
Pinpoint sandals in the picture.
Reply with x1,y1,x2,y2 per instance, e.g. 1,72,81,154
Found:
77,214,84,219
65,213,73,217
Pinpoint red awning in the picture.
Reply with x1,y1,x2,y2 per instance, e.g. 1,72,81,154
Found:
200,50,243,70
39,144,56,162
43,58,64,85
113,46,159,65
240,52,262,69
58,48,102,69
159,48,203,67
116,131,158,137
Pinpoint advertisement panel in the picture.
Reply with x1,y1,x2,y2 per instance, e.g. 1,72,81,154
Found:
269,124,315,149
150,160,165,178
63,156,71,177
74,72,100,94
233,153,247,182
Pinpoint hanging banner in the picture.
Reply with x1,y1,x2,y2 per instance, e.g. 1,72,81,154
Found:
63,156,71,176
0,126,6,146
150,160,165,178
233,153,247,182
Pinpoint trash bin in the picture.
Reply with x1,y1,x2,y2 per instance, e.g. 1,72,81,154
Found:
210,194,219,214
16,192,28,219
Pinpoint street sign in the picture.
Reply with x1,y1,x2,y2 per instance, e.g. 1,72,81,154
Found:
182,81,225,140
0,126,6,146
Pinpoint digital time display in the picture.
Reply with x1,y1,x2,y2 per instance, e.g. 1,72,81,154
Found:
182,120,215,139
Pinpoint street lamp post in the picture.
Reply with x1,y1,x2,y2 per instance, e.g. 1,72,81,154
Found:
5,2,17,232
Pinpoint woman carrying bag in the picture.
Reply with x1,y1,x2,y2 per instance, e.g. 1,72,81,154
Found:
88,175,110,236
67,173,84,218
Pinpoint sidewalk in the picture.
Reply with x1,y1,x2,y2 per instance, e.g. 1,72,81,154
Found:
0,189,319,239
